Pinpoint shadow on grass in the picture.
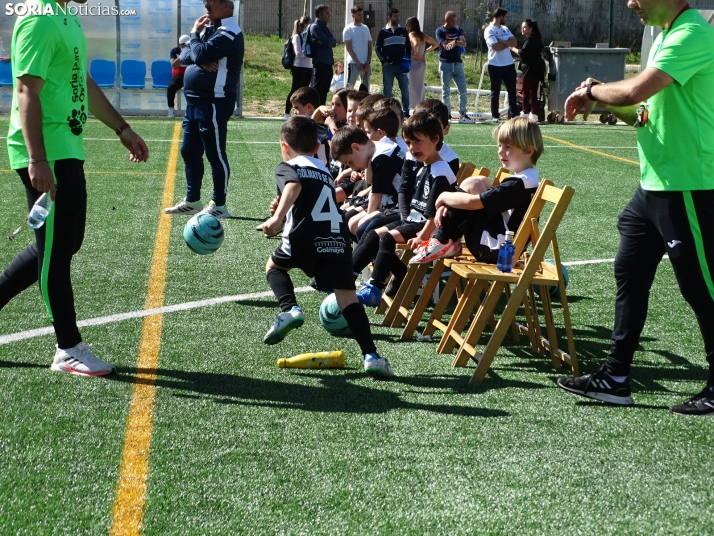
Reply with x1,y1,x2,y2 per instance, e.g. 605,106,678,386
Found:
109,367,509,418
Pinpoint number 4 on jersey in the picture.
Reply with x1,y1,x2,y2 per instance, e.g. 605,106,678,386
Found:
311,185,342,233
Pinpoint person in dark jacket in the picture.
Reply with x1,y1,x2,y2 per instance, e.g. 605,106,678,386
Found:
375,8,411,118
309,5,337,105
510,19,544,121
164,0,244,219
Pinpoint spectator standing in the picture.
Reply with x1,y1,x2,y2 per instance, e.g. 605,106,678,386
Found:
167,35,190,118
484,7,519,122
406,16,438,108
2,0,149,376
284,16,313,120
309,4,337,105
343,5,373,91
375,8,411,118
164,0,244,219
510,19,544,121
435,11,473,123
559,1,714,415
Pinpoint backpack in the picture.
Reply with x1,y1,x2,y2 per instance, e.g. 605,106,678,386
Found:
302,26,314,58
281,35,296,69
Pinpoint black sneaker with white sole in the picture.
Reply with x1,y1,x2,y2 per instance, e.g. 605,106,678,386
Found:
669,385,714,416
557,367,634,405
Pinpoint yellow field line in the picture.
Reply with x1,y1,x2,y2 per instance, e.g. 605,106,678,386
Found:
109,122,182,536
543,135,640,166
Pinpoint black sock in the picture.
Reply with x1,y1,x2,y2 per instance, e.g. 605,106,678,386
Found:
266,268,297,312
341,302,377,355
370,233,398,289
352,229,381,274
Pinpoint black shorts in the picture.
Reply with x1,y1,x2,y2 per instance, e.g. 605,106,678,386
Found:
386,220,424,241
462,210,500,264
271,248,356,290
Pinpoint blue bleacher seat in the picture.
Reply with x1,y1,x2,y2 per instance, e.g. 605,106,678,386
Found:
120,60,146,89
89,59,116,88
0,60,13,87
151,60,172,89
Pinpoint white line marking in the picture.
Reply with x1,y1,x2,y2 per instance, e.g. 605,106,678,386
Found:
0,286,313,346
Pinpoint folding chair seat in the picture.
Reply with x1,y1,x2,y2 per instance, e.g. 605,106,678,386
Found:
447,184,578,382
0,60,13,87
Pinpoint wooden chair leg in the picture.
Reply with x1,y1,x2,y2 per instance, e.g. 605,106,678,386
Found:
401,260,446,340
385,262,429,328
422,270,462,338
452,281,506,367
438,279,484,356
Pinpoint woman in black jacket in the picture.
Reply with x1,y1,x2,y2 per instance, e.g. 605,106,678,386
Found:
511,19,545,121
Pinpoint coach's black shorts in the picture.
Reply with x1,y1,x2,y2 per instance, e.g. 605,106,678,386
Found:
271,248,356,290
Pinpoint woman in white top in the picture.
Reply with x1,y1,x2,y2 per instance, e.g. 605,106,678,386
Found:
406,16,438,111
284,17,313,119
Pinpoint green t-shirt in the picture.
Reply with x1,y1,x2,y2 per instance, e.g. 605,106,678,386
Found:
6,1,88,169
638,9,714,191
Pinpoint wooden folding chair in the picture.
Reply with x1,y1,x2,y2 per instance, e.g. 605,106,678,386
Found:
377,167,491,327
448,184,577,382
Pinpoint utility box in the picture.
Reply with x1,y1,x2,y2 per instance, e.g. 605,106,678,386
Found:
547,47,629,115
364,7,376,29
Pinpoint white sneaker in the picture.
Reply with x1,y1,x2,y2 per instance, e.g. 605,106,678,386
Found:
167,108,175,118
164,198,203,215
364,353,394,378
491,117,500,123
458,114,475,124
264,306,305,345
528,113,539,122
283,114,290,120
51,342,115,377
200,200,233,219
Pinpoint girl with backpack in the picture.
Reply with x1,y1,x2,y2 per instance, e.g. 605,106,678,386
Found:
284,17,313,120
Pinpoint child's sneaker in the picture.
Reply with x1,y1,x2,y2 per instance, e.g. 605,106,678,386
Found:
669,385,714,416
164,198,203,215
356,282,382,307
264,306,304,345
200,200,232,219
557,367,633,405
409,238,462,264
50,342,115,377
364,353,394,378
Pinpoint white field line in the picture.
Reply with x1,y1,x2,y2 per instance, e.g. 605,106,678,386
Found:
1,256,636,346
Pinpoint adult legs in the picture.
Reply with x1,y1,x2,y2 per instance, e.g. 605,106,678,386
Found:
382,63,396,98
312,63,333,105
439,61,454,117
167,75,184,108
521,76,539,114
452,62,469,116
345,62,360,89
502,64,519,118
488,64,504,119
395,70,410,116
285,67,313,115
180,103,205,203
195,99,234,207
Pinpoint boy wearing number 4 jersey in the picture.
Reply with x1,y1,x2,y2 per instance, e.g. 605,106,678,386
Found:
261,116,394,378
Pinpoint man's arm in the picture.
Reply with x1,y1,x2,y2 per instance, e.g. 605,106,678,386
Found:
456,28,466,47
16,74,55,197
374,30,386,63
564,67,675,123
312,23,337,48
87,76,148,162
344,40,361,67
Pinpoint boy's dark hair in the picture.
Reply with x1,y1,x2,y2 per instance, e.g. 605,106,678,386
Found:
387,7,399,17
374,97,403,122
346,89,370,104
401,112,444,150
290,86,320,109
493,7,508,19
351,5,363,14
363,109,400,139
281,116,318,155
355,93,385,124
315,4,329,17
414,99,450,129
331,126,370,159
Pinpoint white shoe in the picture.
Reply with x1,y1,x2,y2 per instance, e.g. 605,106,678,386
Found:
283,114,290,120
491,117,500,123
51,342,115,377
200,200,233,219
528,113,539,122
164,198,203,215
458,114,475,124
167,108,174,118
364,353,394,378
264,306,304,345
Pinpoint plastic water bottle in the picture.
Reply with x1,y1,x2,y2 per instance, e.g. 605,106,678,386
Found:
27,193,52,229
276,351,345,369
496,230,515,273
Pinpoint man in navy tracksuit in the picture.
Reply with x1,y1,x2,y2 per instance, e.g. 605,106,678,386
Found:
309,5,337,105
164,0,244,219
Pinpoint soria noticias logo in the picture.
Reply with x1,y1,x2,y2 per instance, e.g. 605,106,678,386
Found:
5,3,137,16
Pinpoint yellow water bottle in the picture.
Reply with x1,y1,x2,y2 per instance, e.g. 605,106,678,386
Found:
276,351,345,369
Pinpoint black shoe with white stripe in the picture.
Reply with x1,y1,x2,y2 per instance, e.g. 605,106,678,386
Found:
669,385,714,416
557,367,634,405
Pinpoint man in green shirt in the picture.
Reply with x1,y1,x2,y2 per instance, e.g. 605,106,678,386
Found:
558,0,714,415
0,0,149,376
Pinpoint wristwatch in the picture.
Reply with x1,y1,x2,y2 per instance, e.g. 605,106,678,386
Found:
115,123,131,136
586,80,599,102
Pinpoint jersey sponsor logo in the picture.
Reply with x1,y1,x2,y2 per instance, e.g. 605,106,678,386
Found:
667,239,682,248
379,194,395,208
315,235,347,254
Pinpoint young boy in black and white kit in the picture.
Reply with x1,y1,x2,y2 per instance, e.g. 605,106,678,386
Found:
261,116,394,378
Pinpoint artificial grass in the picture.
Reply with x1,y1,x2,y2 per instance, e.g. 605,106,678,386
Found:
0,118,712,534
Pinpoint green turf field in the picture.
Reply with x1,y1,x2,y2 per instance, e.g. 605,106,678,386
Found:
0,118,712,534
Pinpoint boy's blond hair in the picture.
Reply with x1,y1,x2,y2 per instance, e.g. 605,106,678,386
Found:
492,117,544,164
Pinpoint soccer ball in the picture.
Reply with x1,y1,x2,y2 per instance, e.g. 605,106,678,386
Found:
183,213,224,255
534,261,569,299
319,293,351,337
